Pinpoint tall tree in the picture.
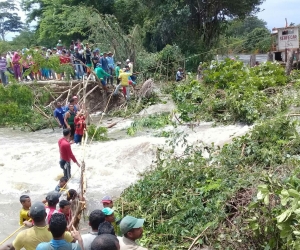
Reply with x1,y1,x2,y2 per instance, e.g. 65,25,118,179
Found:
0,0,23,40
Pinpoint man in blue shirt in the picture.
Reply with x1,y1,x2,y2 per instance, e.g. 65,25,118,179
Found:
100,52,109,86
107,51,115,86
54,102,66,128
36,213,83,250
176,67,184,82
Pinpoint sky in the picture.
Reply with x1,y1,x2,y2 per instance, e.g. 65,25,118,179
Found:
2,0,300,41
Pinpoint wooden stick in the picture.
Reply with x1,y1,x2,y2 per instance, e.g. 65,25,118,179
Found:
187,226,210,250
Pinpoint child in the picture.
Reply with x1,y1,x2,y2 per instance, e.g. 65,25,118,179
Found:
101,196,121,236
55,176,68,192
74,111,86,144
19,195,31,226
59,200,72,225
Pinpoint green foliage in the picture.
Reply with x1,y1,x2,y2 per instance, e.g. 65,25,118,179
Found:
243,27,272,53
172,60,289,124
127,112,173,136
0,83,53,130
87,124,109,141
116,116,300,249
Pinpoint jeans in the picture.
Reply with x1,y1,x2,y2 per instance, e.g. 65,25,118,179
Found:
108,68,114,85
74,134,83,144
60,159,71,180
75,64,84,79
114,85,130,100
0,70,8,85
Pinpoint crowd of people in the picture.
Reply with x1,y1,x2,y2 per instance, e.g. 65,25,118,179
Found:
0,39,137,100
8,191,147,250
1,125,147,250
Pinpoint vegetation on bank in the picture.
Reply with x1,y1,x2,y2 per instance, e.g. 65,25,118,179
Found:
173,59,291,124
115,62,300,249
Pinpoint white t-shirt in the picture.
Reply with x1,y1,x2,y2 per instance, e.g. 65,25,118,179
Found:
128,62,133,74
80,232,98,250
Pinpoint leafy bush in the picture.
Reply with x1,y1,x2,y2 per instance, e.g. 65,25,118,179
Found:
116,116,300,249
127,112,173,136
173,60,289,124
87,124,109,141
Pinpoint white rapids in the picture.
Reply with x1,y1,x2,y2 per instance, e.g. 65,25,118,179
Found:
0,119,250,242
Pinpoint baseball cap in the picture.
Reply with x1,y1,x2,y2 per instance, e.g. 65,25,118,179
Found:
120,215,145,235
102,195,112,203
46,191,61,202
30,202,46,220
102,207,114,216
126,59,130,62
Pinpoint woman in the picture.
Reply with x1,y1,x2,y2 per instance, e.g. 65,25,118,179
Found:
12,52,21,81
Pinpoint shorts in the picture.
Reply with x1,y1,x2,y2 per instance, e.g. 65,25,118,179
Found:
74,134,83,144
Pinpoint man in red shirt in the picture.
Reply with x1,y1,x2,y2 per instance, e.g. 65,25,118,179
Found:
58,129,81,180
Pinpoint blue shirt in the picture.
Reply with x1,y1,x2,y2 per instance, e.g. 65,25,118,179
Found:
36,239,81,250
176,71,183,81
106,56,114,69
54,108,65,126
100,57,109,71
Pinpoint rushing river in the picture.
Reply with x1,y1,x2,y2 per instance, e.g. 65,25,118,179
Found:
0,111,250,242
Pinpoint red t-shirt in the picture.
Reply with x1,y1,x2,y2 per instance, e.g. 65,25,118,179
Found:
74,117,86,136
58,137,77,163
60,56,71,64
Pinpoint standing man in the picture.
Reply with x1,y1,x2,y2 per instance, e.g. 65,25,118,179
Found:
0,53,7,85
81,210,105,250
107,51,115,86
118,215,147,250
100,52,109,85
126,59,136,82
58,129,80,180
54,101,65,128
64,104,77,139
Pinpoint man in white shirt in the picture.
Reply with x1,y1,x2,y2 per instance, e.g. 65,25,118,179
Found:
80,210,105,250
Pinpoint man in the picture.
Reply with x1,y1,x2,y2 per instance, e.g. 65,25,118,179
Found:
58,129,80,180
107,51,115,86
102,208,115,224
126,59,136,82
45,191,60,224
113,68,132,101
64,104,77,139
91,234,120,250
73,96,81,111
98,221,115,235
118,215,147,250
73,47,84,80
36,213,83,250
54,101,65,128
100,52,109,84
80,209,105,250
85,43,92,77
59,200,71,225
95,63,111,92
12,202,73,250
0,53,8,85
176,67,184,82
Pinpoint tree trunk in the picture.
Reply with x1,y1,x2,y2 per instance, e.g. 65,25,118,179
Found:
267,52,273,62
285,50,295,76
249,54,256,67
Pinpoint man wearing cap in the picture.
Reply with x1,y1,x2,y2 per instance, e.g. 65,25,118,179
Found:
12,202,73,250
102,196,121,235
107,51,115,86
45,191,61,224
100,52,109,84
118,216,147,250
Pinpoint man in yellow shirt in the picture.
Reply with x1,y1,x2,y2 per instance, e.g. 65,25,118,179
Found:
113,67,132,100
12,202,73,250
19,195,31,226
